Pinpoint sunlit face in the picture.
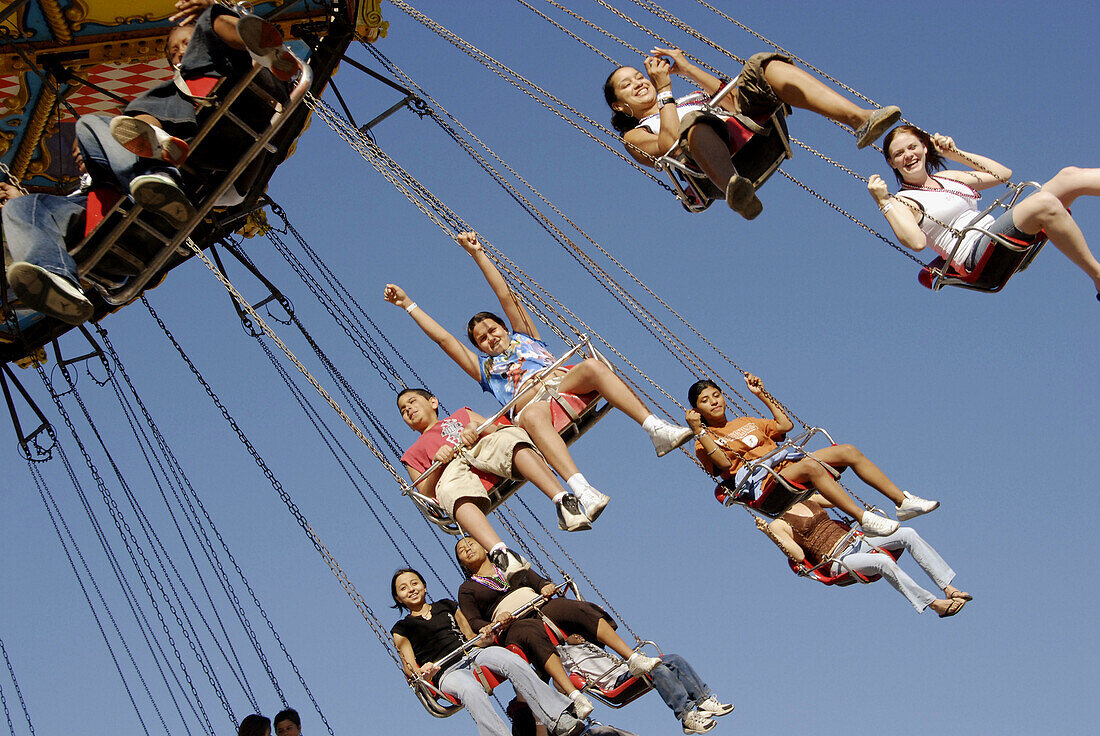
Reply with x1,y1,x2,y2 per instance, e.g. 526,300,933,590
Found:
470,318,510,356
394,572,426,608
455,537,486,571
609,66,656,114
886,131,927,181
167,26,193,68
693,386,727,425
274,720,300,736
398,393,438,432
71,139,86,175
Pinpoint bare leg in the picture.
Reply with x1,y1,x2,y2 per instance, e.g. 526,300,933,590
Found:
806,444,905,506
762,61,874,130
517,402,581,479
780,460,866,520
684,124,737,190
1040,166,1100,208
212,14,247,50
512,446,567,501
595,618,636,660
543,654,581,696
556,359,650,425
452,500,504,551
1013,183,1100,291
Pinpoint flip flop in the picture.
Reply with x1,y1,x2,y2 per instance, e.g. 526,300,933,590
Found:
950,590,973,601
937,598,967,618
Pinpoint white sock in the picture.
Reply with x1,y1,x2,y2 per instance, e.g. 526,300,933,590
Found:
489,542,506,555
552,492,568,504
566,474,590,494
641,414,663,435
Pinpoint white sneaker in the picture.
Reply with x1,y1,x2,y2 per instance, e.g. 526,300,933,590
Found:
697,695,734,717
896,491,939,521
487,546,530,585
626,652,659,676
650,421,694,457
682,709,716,734
6,262,93,325
575,485,610,522
110,116,189,166
860,510,900,537
237,14,300,81
569,690,594,719
129,173,194,228
556,494,592,532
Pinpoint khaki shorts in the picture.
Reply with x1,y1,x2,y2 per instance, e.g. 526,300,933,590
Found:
435,426,539,517
676,51,791,151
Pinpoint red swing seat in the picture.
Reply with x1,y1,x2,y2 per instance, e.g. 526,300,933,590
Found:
788,524,904,587
539,616,655,708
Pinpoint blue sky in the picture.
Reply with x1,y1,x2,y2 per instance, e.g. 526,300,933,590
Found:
2,2,1097,735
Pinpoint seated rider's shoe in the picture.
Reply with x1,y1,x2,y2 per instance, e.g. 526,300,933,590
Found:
109,116,189,167
650,420,694,458
236,14,300,82
487,546,531,586
129,172,195,228
859,510,900,537
569,690,594,720
681,709,716,735
576,485,610,523
626,651,660,677
696,695,734,717
556,494,592,532
855,105,902,149
896,491,939,521
725,173,762,220
549,708,586,736
5,262,93,326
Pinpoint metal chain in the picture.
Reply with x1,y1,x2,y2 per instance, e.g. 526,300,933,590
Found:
0,162,28,195
141,297,403,673
0,638,33,736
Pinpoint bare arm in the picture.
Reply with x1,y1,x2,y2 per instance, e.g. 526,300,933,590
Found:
456,232,540,341
653,47,733,112
405,462,443,498
686,409,734,474
766,519,807,562
745,374,793,434
392,632,425,679
384,283,481,381
932,134,1012,190
867,175,929,252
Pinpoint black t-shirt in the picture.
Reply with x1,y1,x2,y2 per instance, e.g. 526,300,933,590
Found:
391,599,466,668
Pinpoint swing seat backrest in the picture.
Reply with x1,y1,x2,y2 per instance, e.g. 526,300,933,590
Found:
415,665,505,716
789,527,904,586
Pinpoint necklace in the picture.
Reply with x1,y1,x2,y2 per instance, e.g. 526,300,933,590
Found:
902,176,980,199
471,566,509,592
411,603,432,620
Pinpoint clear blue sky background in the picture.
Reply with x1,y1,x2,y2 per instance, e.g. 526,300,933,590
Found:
2,2,1097,735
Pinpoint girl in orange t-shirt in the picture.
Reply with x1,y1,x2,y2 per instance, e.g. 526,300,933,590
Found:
686,374,937,537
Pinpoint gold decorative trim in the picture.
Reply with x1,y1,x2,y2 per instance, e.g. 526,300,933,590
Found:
11,83,58,181
39,0,73,45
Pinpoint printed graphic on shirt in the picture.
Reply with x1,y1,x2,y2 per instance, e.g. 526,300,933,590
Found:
440,416,464,448
719,421,762,447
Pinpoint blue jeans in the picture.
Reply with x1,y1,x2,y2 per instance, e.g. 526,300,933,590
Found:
2,193,87,285
75,114,171,191
834,526,956,613
439,646,572,736
648,653,711,720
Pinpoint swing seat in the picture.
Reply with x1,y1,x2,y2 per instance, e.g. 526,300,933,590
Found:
789,525,904,586
919,181,1048,293
413,664,506,718
541,618,656,708
66,57,311,309
659,104,792,214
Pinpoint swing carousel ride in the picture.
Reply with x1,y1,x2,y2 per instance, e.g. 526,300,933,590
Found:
0,2,1095,735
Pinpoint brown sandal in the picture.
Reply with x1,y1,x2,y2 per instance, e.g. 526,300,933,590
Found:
937,598,967,618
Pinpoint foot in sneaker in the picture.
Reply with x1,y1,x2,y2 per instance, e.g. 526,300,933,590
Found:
725,173,762,220
130,172,195,228
575,485,610,522
682,709,716,734
487,546,530,585
696,695,734,717
236,14,300,81
550,709,586,736
649,420,694,457
896,491,939,521
110,116,189,166
860,510,900,537
569,690,594,720
627,652,659,676
5,262,93,325
854,105,901,149
556,494,592,532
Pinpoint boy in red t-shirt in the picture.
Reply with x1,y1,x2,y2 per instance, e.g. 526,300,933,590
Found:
398,388,592,584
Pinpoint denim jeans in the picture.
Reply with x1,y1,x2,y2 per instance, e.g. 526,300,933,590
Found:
833,526,956,612
647,653,712,719
74,114,171,192
439,646,572,736
2,193,87,284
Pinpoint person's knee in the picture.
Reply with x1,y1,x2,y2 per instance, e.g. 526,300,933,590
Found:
518,403,552,430
1027,190,1064,220
835,443,864,462
1055,165,1084,181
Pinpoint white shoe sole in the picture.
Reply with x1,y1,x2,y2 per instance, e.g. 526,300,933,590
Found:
897,499,940,521
131,176,194,227
6,262,93,325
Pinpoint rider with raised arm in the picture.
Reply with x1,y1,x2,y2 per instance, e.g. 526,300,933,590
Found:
385,232,694,523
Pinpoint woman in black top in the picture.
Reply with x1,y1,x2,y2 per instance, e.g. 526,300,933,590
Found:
390,568,584,736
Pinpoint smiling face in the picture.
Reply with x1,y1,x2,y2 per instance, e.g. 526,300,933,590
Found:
398,391,439,432
692,385,728,426
469,317,510,356
608,66,656,116
393,571,427,609
886,130,929,183
455,537,487,572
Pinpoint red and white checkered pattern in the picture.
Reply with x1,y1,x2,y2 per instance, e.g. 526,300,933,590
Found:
0,74,22,103
62,60,174,119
